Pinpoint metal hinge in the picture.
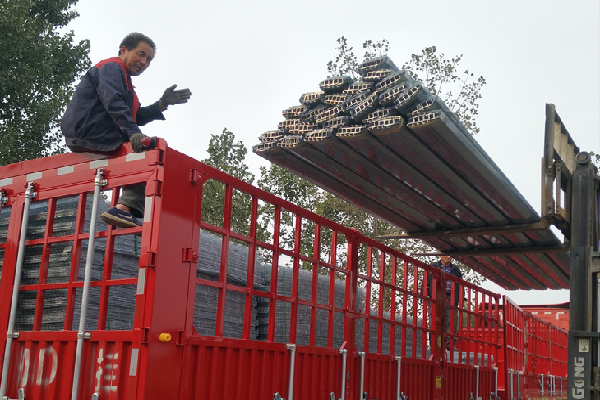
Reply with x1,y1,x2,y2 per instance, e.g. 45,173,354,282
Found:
176,330,188,346
182,248,199,264
134,327,150,343
146,179,163,197
150,148,165,166
139,252,157,269
189,169,210,185
273,393,285,400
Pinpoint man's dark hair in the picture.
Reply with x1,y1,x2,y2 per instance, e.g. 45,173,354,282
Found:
118,33,156,55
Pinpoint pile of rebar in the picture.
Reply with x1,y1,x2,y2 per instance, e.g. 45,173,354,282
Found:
253,56,569,290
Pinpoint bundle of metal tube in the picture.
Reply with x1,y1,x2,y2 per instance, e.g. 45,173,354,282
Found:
253,56,569,290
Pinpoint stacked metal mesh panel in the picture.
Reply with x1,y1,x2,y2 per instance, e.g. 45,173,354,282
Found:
1,198,430,354
254,260,424,357
3,199,266,336
9,197,139,332
194,231,264,339
354,310,424,357
260,264,357,347
253,56,569,290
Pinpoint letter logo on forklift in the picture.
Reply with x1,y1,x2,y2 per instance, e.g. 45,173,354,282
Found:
572,357,585,399
574,356,585,377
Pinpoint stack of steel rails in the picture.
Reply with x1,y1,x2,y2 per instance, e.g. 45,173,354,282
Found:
253,56,569,290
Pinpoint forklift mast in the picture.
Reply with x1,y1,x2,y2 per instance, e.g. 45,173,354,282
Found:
544,104,600,400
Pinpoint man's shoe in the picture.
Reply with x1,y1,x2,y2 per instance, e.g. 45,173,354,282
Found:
100,207,142,228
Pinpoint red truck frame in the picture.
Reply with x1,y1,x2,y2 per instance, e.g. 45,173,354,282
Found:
0,142,568,399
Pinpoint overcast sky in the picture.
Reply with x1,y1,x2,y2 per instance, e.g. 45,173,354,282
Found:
66,0,599,304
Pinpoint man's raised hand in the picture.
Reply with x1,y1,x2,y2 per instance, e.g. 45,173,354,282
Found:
160,84,192,108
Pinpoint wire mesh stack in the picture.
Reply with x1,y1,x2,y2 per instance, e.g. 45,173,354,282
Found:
194,231,264,339
253,56,570,290
263,265,362,347
1,196,427,356
9,197,140,332
354,310,423,357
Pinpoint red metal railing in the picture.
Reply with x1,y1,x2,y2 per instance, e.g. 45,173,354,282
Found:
502,298,527,400
523,312,568,399
0,143,567,400
501,298,568,400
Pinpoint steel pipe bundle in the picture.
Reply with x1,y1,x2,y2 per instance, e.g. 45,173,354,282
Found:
253,56,568,290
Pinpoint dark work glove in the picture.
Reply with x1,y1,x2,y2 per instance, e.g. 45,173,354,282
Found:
130,133,147,153
160,84,192,108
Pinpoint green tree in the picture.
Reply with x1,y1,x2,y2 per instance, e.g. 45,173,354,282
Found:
591,151,600,174
257,164,319,210
201,128,255,235
328,36,391,79
0,0,90,165
256,164,323,262
328,38,486,136
326,36,360,79
402,46,486,135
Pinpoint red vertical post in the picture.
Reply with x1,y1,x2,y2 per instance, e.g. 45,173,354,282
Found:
377,252,385,354
344,230,359,400
243,195,259,341
0,193,24,385
267,205,281,343
328,230,337,349
412,263,421,360
363,245,373,353
288,213,302,344
401,259,409,357
390,255,397,357
177,161,205,400
432,271,445,400
136,147,198,399
215,184,234,338
309,223,320,347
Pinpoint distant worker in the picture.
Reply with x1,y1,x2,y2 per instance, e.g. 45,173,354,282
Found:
424,255,463,350
61,32,192,228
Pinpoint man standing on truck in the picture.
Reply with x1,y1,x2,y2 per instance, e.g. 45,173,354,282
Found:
61,32,192,228
425,255,463,350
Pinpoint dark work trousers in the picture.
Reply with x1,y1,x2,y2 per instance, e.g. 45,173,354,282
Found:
69,145,145,217
117,183,145,218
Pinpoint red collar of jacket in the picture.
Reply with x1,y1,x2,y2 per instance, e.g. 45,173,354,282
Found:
95,57,140,122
